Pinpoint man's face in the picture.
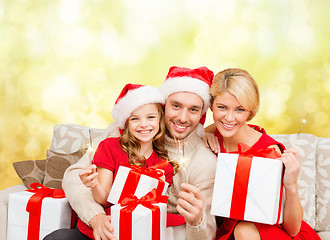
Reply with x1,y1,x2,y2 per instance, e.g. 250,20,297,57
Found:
164,92,204,140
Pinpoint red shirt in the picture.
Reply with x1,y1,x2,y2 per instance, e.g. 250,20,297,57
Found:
78,137,174,239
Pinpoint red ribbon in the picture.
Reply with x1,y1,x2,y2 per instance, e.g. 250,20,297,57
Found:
118,161,169,203
25,183,73,240
229,143,283,223
119,189,168,240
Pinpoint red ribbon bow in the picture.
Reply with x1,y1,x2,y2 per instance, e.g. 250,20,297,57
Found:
25,183,66,240
119,161,170,203
229,144,283,224
118,189,168,240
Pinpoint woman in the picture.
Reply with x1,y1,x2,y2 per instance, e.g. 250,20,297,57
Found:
204,68,320,240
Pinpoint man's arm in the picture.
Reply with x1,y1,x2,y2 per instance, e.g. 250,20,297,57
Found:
62,153,105,225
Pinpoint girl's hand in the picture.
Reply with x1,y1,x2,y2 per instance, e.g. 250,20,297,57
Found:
79,164,99,188
202,132,220,153
279,149,301,192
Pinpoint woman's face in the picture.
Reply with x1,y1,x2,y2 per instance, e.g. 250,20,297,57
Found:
211,91,250,138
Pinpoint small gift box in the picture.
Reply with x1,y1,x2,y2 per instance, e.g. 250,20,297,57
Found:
111,189,167,240
211,144,284,225
7,183,73,240
108,163,169,204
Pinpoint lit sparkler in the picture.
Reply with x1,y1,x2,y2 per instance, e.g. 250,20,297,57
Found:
298,115,308,135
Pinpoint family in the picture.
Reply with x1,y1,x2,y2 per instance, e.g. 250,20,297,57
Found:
44,66,320,240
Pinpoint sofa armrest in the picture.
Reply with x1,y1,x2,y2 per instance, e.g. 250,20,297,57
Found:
0,184,27,240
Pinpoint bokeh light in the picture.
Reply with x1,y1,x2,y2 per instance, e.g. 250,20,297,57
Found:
1,0,330,190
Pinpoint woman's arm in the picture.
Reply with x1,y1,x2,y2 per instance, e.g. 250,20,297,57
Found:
203,123,220,153
279,149,303,237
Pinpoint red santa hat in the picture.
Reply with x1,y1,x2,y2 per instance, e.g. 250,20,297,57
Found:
159,66,214,136
112,83,165,130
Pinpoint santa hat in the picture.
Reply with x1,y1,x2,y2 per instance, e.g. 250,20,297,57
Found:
112,83,165,130
159,66,214,136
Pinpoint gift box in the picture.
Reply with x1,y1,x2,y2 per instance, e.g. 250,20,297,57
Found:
7,183,72,240
111,189,167,240
211,145,284,225
108,165,168,204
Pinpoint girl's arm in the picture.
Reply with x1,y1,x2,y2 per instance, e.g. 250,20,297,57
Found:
79,165,114,208
279,149,303,237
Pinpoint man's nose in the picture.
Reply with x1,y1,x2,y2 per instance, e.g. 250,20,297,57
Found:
177,109,188,123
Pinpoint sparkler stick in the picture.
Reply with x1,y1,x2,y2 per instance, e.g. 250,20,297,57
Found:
298,114,308,135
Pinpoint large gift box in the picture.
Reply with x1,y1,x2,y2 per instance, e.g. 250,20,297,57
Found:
7,183,72,240
108,164,169,204
211,144,284,225
111,189,167,240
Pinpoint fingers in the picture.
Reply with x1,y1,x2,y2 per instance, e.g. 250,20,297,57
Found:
176,183,204,226
203,133,220,153
279,149,301,191
92,215,117,240
79,164,97,177
79,165,99,187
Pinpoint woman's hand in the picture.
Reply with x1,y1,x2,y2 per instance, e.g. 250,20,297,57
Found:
79,164,99,188
202,132,220,153
279,149,301,191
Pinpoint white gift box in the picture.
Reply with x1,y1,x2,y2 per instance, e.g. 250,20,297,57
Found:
108,165,168,204
211,153,284,225
111,202,167,240
7,191,72,240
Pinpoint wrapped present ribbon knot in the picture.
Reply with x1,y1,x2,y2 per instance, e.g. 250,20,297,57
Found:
25,183,76,240
119,188,168,240
119,161,170,203
229,143,283,224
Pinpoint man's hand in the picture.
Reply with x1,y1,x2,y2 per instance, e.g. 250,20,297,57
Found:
176,183,204,226
89,213,117,240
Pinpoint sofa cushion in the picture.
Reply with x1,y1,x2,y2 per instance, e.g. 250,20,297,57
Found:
12,160,46,189
43,149,84,189
50,124,104,154
316,137,330,231
271,133,317,229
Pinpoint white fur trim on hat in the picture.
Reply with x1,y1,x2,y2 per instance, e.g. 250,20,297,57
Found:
159,76,211,114
112,86,165,130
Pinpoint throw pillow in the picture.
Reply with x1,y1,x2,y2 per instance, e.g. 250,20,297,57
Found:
13,159,46,189
43,149,84,189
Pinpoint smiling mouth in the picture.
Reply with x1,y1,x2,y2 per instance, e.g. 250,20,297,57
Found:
222,122,236,129
173,122,188,132
138,130,152,134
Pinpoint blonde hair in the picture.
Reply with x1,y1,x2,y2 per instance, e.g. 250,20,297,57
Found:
120,103,179,173
210,68,260,121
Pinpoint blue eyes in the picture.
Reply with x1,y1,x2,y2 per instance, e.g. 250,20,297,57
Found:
217,106,246,112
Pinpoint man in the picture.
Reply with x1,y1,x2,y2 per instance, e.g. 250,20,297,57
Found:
45,66,217,240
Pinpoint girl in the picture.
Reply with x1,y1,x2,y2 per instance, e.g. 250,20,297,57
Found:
78,83,178,239
203,69,320,240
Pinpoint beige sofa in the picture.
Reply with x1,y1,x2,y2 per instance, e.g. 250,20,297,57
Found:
0,124,329,240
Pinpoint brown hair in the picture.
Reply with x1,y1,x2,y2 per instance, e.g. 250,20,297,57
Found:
210,68,260,121
120,103,179,173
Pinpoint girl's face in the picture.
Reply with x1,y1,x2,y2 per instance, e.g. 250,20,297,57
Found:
128,103,160,144
211,91,250,138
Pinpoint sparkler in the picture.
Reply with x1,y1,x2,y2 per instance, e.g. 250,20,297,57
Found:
174,137,189,183
298,114,308,135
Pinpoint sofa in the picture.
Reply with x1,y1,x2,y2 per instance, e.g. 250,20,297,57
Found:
0,123,329,240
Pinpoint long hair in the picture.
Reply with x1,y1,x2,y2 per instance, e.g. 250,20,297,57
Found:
120,103,179,174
